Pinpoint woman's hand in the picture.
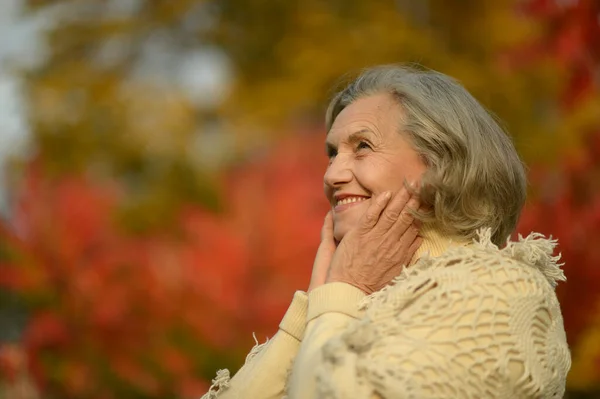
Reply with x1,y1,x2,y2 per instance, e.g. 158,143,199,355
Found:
325,188,423,294
307,211,336,293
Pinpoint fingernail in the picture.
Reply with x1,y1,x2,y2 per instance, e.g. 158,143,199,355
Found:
383,191,391,200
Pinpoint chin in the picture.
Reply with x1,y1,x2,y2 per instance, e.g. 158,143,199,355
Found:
333,211,363,242
333,212,364,242
333,225,349,243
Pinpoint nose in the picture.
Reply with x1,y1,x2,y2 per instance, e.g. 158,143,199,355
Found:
324,155,353,189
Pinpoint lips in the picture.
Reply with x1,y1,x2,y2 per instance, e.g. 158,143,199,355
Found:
332,194,371,212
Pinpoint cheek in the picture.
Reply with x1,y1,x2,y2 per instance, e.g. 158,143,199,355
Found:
355,156,426,193
354,161,404,193
323,182,333,201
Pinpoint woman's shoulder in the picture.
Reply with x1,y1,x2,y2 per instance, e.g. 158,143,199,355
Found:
420,228,563,288
437,229,564,290
361,229,566,312
438,229,566,291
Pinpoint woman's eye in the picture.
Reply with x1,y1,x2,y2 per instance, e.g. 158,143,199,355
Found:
357,141,372,151
327,148,337,159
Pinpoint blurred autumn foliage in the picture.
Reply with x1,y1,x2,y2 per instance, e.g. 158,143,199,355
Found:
0,0,599,398
0,131,328,398
513,0,600,393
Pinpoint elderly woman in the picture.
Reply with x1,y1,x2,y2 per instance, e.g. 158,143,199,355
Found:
202,65,571,399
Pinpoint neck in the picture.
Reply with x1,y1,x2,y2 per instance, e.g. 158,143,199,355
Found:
410,224,470,265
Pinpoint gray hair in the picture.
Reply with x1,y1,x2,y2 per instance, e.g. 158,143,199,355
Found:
325,65,527,246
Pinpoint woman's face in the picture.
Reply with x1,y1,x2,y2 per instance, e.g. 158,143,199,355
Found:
324,93,427,242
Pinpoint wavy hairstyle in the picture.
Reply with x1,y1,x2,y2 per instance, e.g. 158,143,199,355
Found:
325,65,527,245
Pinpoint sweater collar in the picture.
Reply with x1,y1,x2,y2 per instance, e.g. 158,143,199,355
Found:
409,224,470,265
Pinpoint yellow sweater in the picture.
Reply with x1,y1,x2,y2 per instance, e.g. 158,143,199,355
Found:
202,229,571,399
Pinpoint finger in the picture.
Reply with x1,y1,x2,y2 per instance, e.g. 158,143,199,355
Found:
401,222,420,243
407,236,423,263
409,236,423,253
391,194,421,235
359,191,392,231
376,187,412,231
321,211,335,242
412,214,423,229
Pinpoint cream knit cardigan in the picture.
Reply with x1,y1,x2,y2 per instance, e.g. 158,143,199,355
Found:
202,229,571,399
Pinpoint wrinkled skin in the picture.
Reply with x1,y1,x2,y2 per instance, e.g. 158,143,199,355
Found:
308,93,425,294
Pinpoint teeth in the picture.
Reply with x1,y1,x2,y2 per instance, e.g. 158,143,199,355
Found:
337,197,367,206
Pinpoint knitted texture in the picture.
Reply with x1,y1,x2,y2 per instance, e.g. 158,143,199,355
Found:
314,230,571,399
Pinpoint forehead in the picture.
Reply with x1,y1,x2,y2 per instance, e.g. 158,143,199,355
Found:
328,93,401,139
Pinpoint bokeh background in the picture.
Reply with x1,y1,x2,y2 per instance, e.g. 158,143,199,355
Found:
0,0,599,398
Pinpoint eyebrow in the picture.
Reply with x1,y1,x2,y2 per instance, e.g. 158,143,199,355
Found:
325,129,372,154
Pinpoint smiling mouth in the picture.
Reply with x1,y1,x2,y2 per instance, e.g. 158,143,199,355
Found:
336,197,368,206
334,196,370,212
